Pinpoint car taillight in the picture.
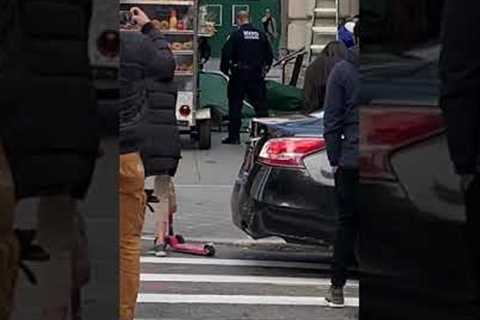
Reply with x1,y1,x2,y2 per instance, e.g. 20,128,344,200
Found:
258,137,326,168
179,105,191,117
97,30,119,58
361,106,445,181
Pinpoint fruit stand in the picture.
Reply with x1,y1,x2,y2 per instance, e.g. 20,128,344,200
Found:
119,0,216,149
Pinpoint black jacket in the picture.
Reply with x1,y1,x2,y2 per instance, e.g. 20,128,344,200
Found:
323,47,360,169
220,23,273,77
439,0,480,175
119,23,175,155
140,79,180,177
140,26,180,177
1,0,99,200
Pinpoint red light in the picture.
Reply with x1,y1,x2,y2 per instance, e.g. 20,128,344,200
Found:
97,30,119,58
360,105,445,180
259,137,326,168
179,105,191,117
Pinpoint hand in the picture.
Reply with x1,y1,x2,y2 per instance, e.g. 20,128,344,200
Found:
130,7,150,27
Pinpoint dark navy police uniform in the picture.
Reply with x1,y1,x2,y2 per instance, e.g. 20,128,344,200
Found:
220,23,273,141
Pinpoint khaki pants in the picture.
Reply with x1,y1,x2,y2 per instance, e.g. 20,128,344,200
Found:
0,143,19,320
119,153,146,320
153,175,176,244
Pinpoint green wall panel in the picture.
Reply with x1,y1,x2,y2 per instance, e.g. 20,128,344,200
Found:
200,0,281,58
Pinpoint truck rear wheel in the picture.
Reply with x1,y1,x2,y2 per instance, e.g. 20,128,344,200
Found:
198,120,211,150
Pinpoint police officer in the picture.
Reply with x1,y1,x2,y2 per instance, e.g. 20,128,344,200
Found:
220,11,274,144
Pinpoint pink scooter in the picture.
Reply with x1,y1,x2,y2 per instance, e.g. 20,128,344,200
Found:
165,220,216,257
146,189,216,257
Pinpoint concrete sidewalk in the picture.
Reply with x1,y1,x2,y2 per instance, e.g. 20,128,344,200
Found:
142,132,251,241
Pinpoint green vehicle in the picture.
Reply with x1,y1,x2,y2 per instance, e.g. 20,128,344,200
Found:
199,71,305,129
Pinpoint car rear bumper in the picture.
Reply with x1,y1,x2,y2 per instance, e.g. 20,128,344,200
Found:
359,180,478,310
231,163,337,245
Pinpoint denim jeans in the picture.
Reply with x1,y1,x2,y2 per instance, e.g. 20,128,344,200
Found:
331,167,359,288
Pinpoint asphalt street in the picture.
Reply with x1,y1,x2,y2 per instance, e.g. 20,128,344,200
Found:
138,132,359,320
135,242,359,320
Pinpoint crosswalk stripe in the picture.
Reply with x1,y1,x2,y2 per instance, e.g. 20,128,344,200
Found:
175,184,233,188
141,256,329,270
140,274,359,287
137,294,359,307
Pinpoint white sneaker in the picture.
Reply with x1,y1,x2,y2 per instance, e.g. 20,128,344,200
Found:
150,244,167,257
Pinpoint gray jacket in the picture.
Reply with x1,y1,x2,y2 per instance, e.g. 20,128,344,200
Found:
323,47,359,169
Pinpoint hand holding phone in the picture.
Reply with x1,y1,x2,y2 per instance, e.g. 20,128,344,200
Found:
130,7,151,28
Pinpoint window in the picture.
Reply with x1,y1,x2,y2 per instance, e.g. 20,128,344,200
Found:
360,0,444,106
201,4,222,27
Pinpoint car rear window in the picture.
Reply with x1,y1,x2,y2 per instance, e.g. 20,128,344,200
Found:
360,0,444,107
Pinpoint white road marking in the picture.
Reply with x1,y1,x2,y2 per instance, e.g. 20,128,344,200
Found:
175,184,233,189
140,257,329,270
137,294,359,307
140,274,358,287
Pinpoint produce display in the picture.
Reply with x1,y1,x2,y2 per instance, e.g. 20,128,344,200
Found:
176,63,194,73
158,20,169,30
169,10,178,30
182,41,193,49
120,0,215,149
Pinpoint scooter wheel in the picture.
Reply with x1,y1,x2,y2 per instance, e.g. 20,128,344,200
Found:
204,244,215,257
175,235,185,244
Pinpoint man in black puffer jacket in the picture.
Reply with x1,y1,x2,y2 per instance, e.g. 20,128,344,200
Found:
1,0,99,318
119,7,176,320
139,22,181,258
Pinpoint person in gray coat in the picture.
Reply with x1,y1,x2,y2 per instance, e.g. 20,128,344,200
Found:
322,46,360,308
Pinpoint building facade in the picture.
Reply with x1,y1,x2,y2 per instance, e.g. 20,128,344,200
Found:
281,0,359,50
200,0,282,57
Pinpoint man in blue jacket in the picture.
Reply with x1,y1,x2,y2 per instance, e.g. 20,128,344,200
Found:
322,46,360,308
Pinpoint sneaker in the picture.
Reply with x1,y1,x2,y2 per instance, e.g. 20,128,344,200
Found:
222,137,241,145
325,285,345,308
150,244,167,257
